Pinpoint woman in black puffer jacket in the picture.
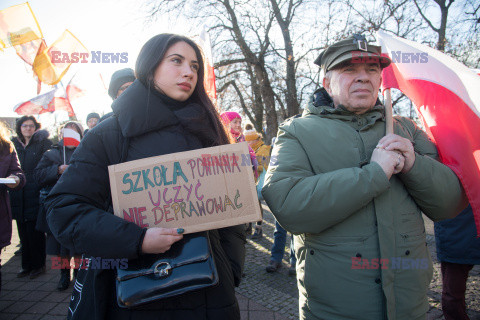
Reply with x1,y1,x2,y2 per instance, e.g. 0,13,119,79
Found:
35,121,84,291
10,116,52,279
46,34,246,320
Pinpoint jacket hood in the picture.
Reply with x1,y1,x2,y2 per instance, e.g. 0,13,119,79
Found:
13,129,50,145
305,87,385,119
111,80,182,138
32,129,50,142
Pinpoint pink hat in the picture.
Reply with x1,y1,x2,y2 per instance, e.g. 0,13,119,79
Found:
220,111,241,125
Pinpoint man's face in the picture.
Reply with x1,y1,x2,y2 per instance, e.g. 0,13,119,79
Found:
87,117,99,129
323,62,382,115
116,81,133,99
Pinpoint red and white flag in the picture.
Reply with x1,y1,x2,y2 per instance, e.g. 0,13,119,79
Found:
14,86,76,117
66,72,86,101
63,127,81,147
377,30,480,234
14,89,57,114
197,26,217,102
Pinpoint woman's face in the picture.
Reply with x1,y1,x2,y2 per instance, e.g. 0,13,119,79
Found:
20,120,36,140
230,118,242,134
153,41,199,102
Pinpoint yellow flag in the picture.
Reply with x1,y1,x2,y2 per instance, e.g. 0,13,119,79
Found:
33,30,88,85
0,2,43,49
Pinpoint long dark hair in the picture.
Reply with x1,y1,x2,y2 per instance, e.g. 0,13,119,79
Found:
0,121,13,156
15,115,41,144
135,33,230,146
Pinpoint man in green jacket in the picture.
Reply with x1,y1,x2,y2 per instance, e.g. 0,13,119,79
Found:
262,34,466,320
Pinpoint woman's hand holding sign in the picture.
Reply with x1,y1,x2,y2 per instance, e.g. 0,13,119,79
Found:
141,227,184,254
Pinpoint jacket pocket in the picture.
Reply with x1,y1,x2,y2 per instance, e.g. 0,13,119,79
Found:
398,211,425,237
301,233,384,318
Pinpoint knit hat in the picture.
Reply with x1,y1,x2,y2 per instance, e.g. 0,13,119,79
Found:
86,112,100,122
244,129,260,141
108,68,135,99
220,111,241,125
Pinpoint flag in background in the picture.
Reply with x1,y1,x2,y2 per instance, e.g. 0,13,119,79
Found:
33,29,88,85
15,39,47,94
14,85,75,117
13,88,56,115
0,2,43,49
66,72,86,101
63,127,81,147
14,38,45,65
377,30,480,234
197,26,217,102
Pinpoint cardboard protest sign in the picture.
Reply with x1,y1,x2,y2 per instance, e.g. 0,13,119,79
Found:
108,142,262,234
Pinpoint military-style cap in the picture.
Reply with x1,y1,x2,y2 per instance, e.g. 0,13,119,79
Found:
314,34,391,71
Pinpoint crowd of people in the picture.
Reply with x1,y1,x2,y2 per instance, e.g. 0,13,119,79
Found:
0,32,477,320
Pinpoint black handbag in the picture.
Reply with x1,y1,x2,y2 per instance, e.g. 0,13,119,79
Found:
116,231,219,308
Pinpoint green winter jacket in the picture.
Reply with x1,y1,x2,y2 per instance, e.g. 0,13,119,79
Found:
262,88,465,320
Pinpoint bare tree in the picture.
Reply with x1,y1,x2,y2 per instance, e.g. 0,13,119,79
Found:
269,0,302,117
413,0,454,51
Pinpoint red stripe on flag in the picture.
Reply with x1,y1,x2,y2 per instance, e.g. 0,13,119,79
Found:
63,137,80,147
391,78,480,234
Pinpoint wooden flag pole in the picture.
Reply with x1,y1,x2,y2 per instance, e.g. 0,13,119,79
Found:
385,88,394,135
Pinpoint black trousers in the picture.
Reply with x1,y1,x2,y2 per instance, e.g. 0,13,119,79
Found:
441,261,474,320
17,220,46,270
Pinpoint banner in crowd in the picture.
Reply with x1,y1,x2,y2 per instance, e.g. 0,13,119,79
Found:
108,142,262,234
377,30,480,234
0,2,43,49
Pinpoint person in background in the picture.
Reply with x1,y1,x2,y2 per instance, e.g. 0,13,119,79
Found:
434,204,480,320
244,129,271,239
220,112,259,237
0,121,26,294
262,34,466,320
108,67,135,100
46,33,245,319
9,115,52,280
35,121,84,291
263,136,296,275
244,123,254,131
84,112,100,135
99,68,136,123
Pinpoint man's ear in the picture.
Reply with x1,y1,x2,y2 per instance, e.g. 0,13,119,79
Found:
323,75,331,93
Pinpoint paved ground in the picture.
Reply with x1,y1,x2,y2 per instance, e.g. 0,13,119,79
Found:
1,202,479,319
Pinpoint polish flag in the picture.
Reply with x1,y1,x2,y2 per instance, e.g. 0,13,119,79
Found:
197,26,217,102
14,86,76,117
63,127,81,147
14,89,57,114
377,30,480,234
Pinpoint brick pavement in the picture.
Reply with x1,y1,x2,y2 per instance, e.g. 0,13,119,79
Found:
1,203,479,319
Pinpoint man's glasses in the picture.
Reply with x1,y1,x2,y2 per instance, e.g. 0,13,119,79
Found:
21,124,35,129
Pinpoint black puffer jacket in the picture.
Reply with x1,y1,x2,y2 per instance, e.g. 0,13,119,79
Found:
9,129,52,222
46,80,246,320
34,141,76,234
35,141,75,189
